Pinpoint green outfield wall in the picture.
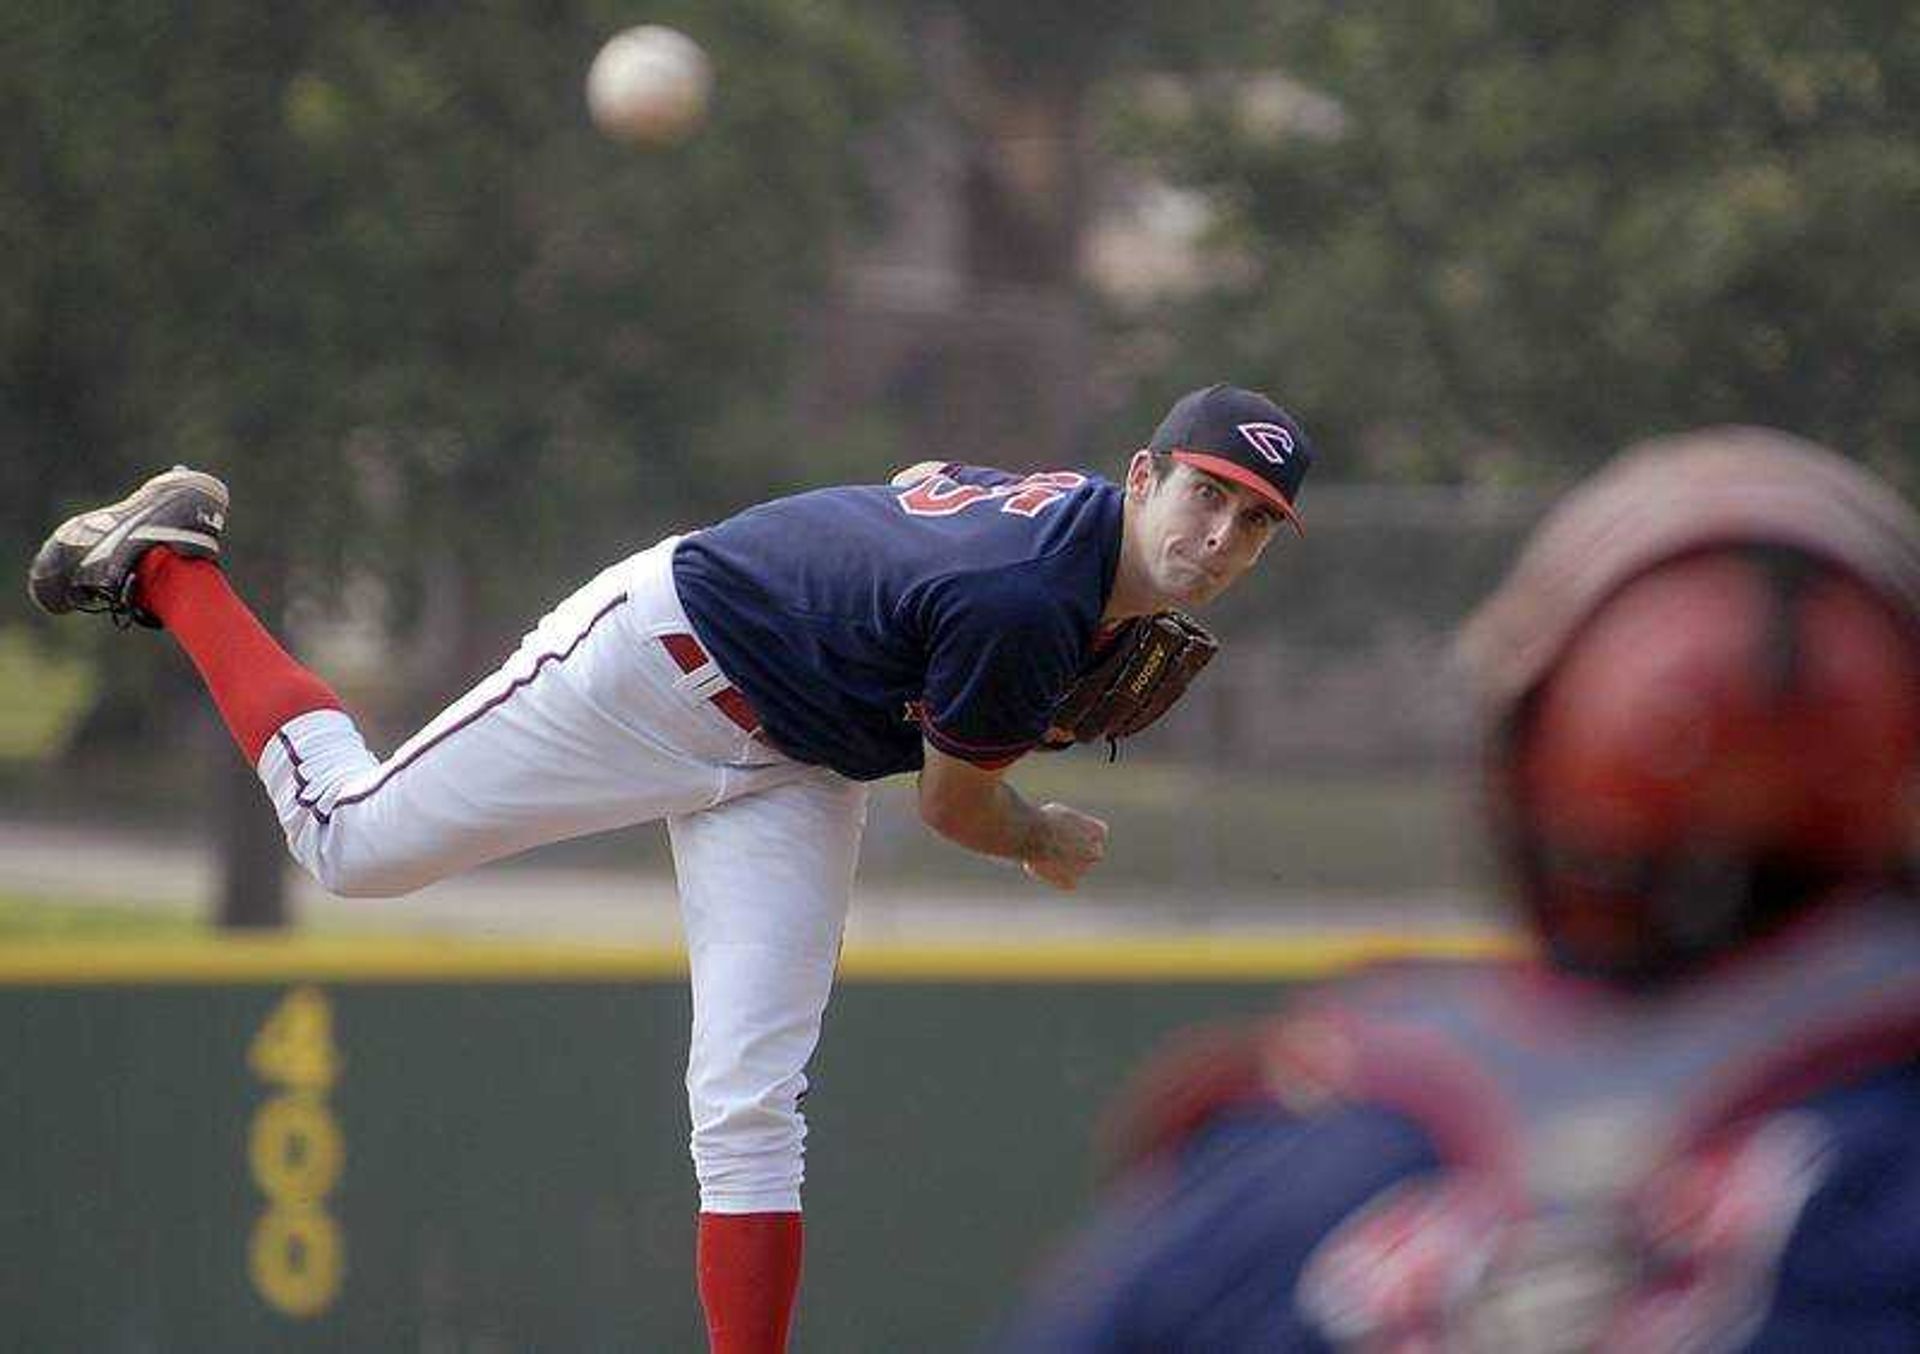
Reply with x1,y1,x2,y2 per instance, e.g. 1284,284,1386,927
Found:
0,934,1507,1352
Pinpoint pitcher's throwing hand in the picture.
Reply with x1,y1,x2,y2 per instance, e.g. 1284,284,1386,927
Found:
1021,803,1109,891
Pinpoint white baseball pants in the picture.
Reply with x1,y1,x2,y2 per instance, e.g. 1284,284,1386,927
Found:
255,536,871,1213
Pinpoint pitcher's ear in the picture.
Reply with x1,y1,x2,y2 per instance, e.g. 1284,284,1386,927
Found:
1125,449,1157,497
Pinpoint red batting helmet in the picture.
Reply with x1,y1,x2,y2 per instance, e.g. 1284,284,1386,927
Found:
1459,428,1920,983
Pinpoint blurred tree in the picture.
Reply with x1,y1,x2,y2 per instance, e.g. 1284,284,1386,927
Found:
2,0,901,924
796,0,1272,467
1104,0,1920,488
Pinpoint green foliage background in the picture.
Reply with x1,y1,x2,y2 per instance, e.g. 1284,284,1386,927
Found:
1101,1,1920,491
3,0,903,632
11,1,1919,633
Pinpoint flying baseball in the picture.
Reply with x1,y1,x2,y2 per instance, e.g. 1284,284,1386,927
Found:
586,24,712,146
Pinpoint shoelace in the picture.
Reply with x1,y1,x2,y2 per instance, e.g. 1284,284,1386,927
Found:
70,575,149,629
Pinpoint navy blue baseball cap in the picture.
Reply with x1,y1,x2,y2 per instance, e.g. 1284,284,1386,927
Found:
1147,383,1314,534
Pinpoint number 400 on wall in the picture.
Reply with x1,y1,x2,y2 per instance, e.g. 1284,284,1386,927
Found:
245,986,345,1318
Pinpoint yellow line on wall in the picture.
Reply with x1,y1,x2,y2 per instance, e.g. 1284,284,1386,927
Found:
841,931,1519,980
0,930,1520,987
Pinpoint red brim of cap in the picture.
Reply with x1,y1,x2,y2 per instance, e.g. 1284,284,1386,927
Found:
1169,450,1305,535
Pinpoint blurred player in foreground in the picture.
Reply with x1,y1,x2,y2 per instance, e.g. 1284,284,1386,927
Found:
993,427,1920,1351
27,384,1311,1353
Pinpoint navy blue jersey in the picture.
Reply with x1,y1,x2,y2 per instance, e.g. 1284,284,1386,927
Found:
992,1071,1920,1352
672,465,1123,780
994,898,1920,1351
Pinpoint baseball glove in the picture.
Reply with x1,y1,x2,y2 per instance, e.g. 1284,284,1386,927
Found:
1041,611,1219,751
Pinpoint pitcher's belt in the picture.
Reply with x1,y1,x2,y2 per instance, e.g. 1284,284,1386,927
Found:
660,632,763,735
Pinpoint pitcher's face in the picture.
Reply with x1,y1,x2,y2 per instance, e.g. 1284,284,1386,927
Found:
1126,454,1283,608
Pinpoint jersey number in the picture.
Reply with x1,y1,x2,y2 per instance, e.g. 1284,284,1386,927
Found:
897,471,1086,519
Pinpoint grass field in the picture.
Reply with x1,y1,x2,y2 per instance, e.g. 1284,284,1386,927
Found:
0,892,201,938
0,628,95,761
860,760,1492,895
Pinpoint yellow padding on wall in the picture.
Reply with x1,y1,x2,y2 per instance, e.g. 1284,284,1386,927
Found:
0,930,1519,986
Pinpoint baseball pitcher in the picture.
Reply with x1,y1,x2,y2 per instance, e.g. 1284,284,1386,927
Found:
28,383,1314,1353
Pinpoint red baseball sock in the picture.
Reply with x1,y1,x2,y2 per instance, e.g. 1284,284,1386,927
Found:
696,1212,804,1354
135,550,343,764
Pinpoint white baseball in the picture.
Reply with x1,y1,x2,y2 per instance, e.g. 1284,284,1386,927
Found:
586,25,712,146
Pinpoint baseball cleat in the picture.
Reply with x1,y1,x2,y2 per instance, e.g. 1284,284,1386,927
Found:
27,466,229,628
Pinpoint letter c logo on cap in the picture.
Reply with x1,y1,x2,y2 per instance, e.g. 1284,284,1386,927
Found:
1237,422,1296,465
